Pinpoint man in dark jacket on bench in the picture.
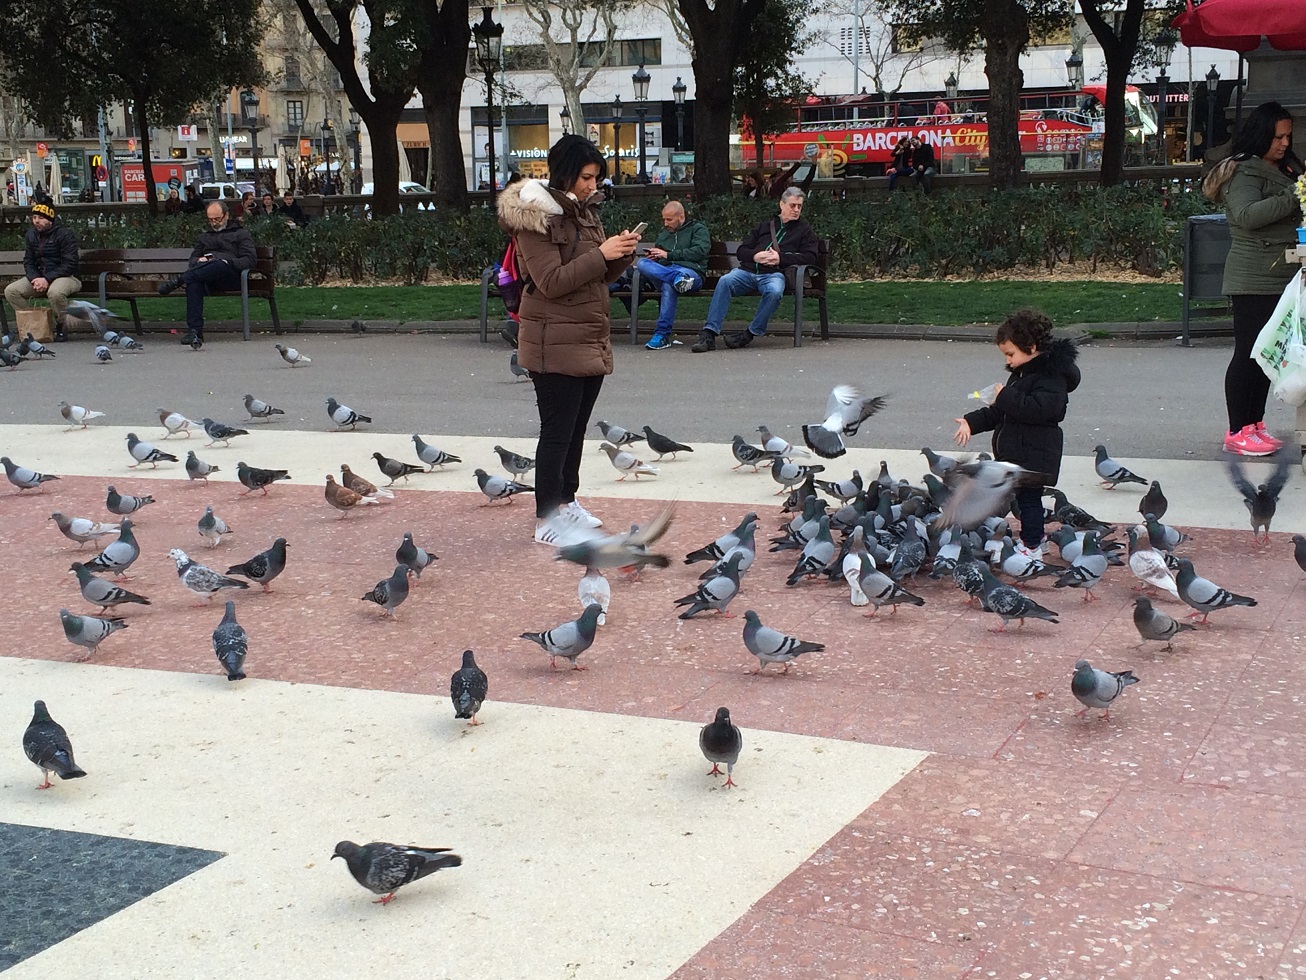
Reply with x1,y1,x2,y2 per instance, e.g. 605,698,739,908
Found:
158,201,256,349
5,202,80,341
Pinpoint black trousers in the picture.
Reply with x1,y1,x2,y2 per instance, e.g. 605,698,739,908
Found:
1225,293,1279,433
1014,485,1046,549
531,372,604,518
183,260,242,336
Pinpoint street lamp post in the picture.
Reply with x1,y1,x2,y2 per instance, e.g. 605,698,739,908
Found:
472,6,504,201
944,71,958,103
632,62,650,182
239,89,261,192
321,117,333,191
348,106,362,193
559,105,571,136
611,95,622,181
1065,51,1085,91
1154,34,1175,165
672,76,686,151
1205,64,1221,161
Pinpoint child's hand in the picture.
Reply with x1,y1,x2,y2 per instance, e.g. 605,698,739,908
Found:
992,383,1004,398
953,418,971,446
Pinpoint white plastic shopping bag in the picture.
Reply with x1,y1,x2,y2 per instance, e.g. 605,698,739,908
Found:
1252,273,1306,406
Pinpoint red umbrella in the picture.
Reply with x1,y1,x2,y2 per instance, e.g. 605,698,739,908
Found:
1173,0,1306,52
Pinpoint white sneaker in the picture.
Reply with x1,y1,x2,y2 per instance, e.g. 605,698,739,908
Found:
1016,541,1043,562
564,499,603,528
673,275,696,294
534,521,567,545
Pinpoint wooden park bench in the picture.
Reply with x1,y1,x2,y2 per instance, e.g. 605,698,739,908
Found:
0,250,26,335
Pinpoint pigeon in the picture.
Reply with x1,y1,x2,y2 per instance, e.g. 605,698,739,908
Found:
326,397,370,430
113,333,144,351
49,512,119,548
998,538,1062,582
952,544,989,605
633,425,691,461
1132,596,1197,650
1125,528,1178,598
856,553,926,617
1093,444,1147,488
59,401,105,430
105,485,153,516
202,418,249,446
351,319,367,334
841,525,873,603
742,609,823,674
185,451,220,482
887,516,928,583
22,332,54,358
2,456,59,491
800,384,888,458
275,343,311,366
786,516,836,586
412,435,460,470
361,564,411,617
226,537,288,593
1144,514,1192,554
1295,534,1306,575
1227,455,1292,544
66,299,119,336
1174,558,1256,624
126,432,178,469
332,841,461,905
1138,480,1168,521
339,463,393,500
1053,532,1108,601
977,566,1059,631
94,344,114,362
212,600,248,681
757,424,810,459
372,452,424,485
396,531,438,578
450,650,488,725
599,441,658,480
1050,489,1112,534
921,447,959,478
685,513,758,565
509,350,529,381
59,608,127,660
158,407,203,439
815,470,864,502
170,548,250,603
554,502,675,572
0,348,28,368
940,460,1041,529
1071,659,1139,719
675,552,745,619
578,566,611,625
770,457,824,496
519,603,602,669
237,461,290,496
474,468,533,504
730,435,781,471
325,474,380,517
243,394,285,422
595,420,644,446
70,562,150,612
84,518,141,577
699,707,743,787
197,506,233,548
24,700,87,788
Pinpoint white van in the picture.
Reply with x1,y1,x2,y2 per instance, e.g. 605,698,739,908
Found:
198,181,254,200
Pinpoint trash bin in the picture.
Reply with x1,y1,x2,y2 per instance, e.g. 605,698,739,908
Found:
1181,213,1232,346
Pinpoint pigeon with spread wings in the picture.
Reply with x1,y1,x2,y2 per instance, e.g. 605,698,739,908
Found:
800,385,887,459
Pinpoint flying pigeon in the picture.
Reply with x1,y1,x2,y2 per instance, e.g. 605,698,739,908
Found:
1093,444,1147,488
742,609,823,674
757,424,810,459
83,518,141,577
699,707,743,788
675,552,745,619
326,397,371,430
450,650,488,725
553,501,675,572
185,451,220,482
1138,480,1168,521
2,456,59,491
413,435,460,470
1227,454,1292,544
202,418,249,447
599,442,658,481
730,435,781,471
59,401,105,430
332,841,461,905
212,600,248,681
325,474,380,517
372,452,424,485
921,447,959,478
170,548,250,603
197,506,233,548
24,700,87,788
225,537,288,593
105,485,153,516
396,531,438,579
243,394,285,422
1174,558,1256,624
1071,658,1139,719
361,565,411,617
66,299,119,336
578,566,611,625
275,343,311,366
1132,596,1196,650
474,468,533,504
800,384,888,458
939,460,1042,530
158,407,203,439
595,420,644,446
59,607,127,660
126,432,179,469
237,461,290,496
49,512,119,548
641,426,693,460
519,603,602,669
70,561,150,612
94,344,112,362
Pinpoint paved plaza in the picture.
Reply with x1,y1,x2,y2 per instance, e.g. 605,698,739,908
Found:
1,329,1304,978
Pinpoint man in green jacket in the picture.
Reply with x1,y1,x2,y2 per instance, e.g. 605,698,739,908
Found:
636,200,709,350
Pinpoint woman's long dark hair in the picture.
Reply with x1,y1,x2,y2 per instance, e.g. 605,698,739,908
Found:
547,135,607,193
1230,101,1301,175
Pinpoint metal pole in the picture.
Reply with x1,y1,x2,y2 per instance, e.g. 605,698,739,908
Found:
97,106,114,202
852,0,860,95
1206,87,1218,161
486,68,497,202
1155,74,1168,165
676,106,684,152
249,125,260,191
614,119,621,181
636,106,647,181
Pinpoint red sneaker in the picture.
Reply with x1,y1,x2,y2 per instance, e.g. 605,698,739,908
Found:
1254,421,1283,450
1223,425,1274,457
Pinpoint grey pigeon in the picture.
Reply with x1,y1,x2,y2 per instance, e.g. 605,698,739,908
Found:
372,452,423,485
412,435,461,470
800,384,887,458
730,434,781,471
921,447,959,478
59,401,106,429
757,424,809,459
185,451,220,482
158,407,202,439
1174,558,1256,624
84,518,141,577
24,700,87,788
642,425,694,460
1144,514,1191,554
126,432,178,469
66,299,119,336
1132,596,1196,650
1138,480,1168,521
1071,658,1139,719
226,537,288,592
1093,444,1147,488
998,538,1062,582
202,417,249,446
22,332,54,358
786,516,835,586
212,600,248,681
599,441,658,480
493,445,535,477
857,553,925,617
243,394,285,422
1053,531,1108,600
105,485,153,516
197,506,232,548
396,531,438,579
685,512,758,565
170,548,250,602
814,470,863,502
49,512,118,548
450,650,488,725
700,523,757,584
519,603,602,669
770,456,824,495
113,333,144,351
94,344,112,362
699,707,743,787
553,502,675,572
70,562,150,612
237,461,290,495
2,456,59,491
978,565,1059,631
0,347,29,368
675,552,745,619
474,468,533,504
332,840,461,905
1050,489,1112,534
888,516,928,583
1294,534,1306,575
1227,454,1292,544
509,350,529,381
275,343,311,366
59,607,127,660
326,396,370,430
361,565,412,618
742,609,823,674
940,460,1041,530
595,420,644,446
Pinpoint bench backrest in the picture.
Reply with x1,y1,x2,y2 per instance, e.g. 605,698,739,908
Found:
79,246,277,276
705,238,830,279
0,248,25,278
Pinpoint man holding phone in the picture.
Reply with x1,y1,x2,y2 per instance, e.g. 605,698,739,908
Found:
157,201,257,349
628,201,711,350
691,186,817,352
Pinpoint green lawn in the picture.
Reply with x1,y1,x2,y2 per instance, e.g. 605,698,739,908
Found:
111,279,1183,328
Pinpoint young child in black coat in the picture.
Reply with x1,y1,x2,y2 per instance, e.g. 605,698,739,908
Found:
953,309,1081,558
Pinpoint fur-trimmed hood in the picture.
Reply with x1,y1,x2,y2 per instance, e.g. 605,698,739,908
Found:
497,178,601,236
1010,336,1080,394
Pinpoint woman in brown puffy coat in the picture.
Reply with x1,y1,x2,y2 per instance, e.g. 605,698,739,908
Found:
497,134,641,542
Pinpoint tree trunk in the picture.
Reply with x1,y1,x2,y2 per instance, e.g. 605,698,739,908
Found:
754,130,765,172
416,0,470,209
137,109,159,215
1080,0,1145,187
980,0,1027,191
359,104,406,215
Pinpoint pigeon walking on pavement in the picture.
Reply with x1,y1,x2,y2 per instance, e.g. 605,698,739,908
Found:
1295,534,1306,575
509,350,529,381
413,435,460,470
396,531,438,579
599,442,658,481
21,332,54,358
450,650,488,725
197,506,233,548
49,512,118,548
237,461,290,496
1125,528,1178,598
1132,596,1197,650
332,841,461,905
1138,480,1168,521
212,600,248,681
185,451,220,482
519,604,602,669
474,468,533,504
1174,558,1257,624
158,407,202,439
24,700,87,788
685,513,758,565
1227,455,1292,544
1093,444,1147,488
699,707,743,787
361,565,412,618
757,424,809,459
642,426,694,460
372,452,423,485
84,518,141,578
675,552,745,619
105,486,153,516
325,474,380,517
59,608,127,660
93,344,113,362
340,463,393,500
856,553,926,617
326,397,371,430
0,348,29,368
978,565,1059,631
770,457,824,496
3,456,59,491
1053,532,1108,601
126,432,178,469
70,562,150,612
170,548,250,603
1071,659,1139,719
59,401,105,429
225,537,288,593
595,420,644,446
243,394,285,422
800,385,888,459
275,343,311,367
202,418,249,447
730,435,781,471
742,610,823,674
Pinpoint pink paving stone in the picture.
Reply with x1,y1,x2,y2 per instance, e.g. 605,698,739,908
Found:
1183,723,1306,797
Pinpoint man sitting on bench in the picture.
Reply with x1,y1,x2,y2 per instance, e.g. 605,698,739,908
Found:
158,201,256,350
5,202,80,342
637,200,710,350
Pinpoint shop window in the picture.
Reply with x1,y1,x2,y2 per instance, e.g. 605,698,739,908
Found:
287,100,304,129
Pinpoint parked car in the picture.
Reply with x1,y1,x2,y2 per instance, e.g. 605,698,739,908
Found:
360,181,435,211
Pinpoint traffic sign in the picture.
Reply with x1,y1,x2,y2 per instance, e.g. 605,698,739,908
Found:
11,160,26,174
95,165,108,181
35,141,47,156
167,176,181,190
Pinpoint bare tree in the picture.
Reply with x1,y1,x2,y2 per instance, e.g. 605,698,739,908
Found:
817,0,949,97
516,0,632,133
266,0,349,189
